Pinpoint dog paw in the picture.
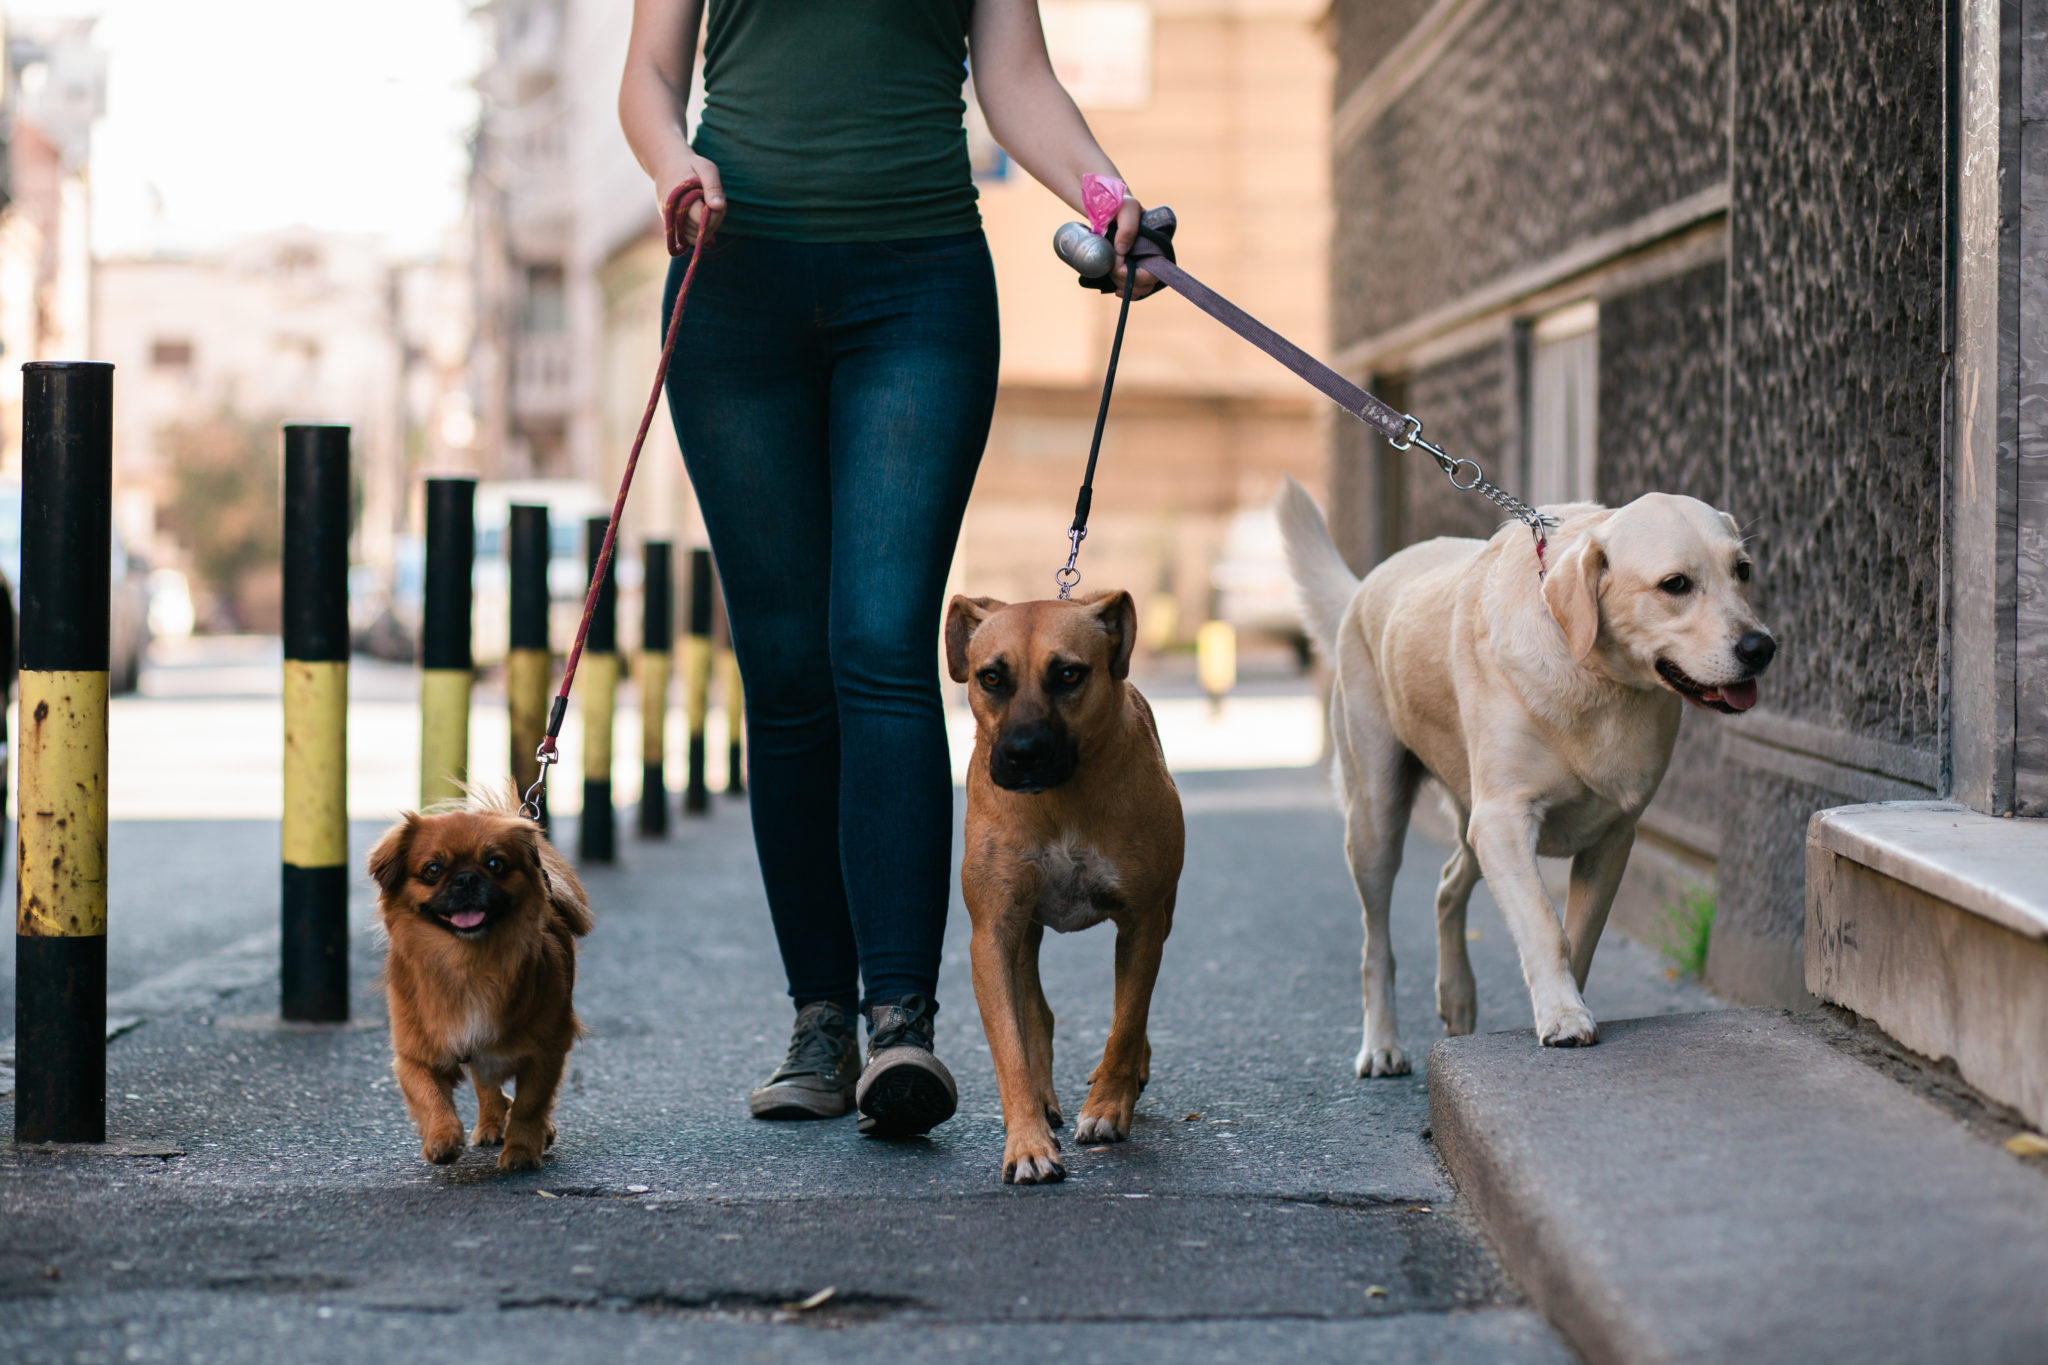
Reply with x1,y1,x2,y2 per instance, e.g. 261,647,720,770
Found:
498,1141,546,1172
1437,980,1477,1038
1354,1042,1412,1078
1002,1132,1067,1185
421,1133,465,1165
1073,1096,1138,1146
1044,1103,1065,1130
471,1119,505,1147
544,1120,557,1150
1538,1002,1599,1048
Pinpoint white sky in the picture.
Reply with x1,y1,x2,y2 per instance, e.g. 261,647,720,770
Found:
9,0,481,258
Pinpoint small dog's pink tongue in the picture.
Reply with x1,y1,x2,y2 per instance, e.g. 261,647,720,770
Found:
1716,680,1760,712
449,909,485,930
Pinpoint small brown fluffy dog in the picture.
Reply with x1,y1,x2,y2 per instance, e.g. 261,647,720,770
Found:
946,590,1185,1185
368,788,593,1170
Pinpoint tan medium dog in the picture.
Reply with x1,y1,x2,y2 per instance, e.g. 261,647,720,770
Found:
369,787,594,1170
1277,478,1775,1068
945,591,1185,1185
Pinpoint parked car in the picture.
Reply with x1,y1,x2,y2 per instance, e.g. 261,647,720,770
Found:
0,480,153,693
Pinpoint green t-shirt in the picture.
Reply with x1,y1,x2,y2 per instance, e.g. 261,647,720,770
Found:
693,0,982,242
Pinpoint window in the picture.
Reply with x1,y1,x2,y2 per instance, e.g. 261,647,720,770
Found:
522,264,565,334
150,338,193,370
1527,302,1598,507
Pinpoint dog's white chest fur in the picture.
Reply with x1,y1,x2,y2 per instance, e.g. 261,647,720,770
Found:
445,1007,499,1066
1024,834,1122,933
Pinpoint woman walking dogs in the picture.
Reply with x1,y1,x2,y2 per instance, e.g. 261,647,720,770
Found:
619,1,1157,1137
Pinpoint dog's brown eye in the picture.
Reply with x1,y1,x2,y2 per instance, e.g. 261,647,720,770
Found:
1660,575,1693,596
484,854,508,876
1058,666,1084,686
978,669,1002,689
1735,561,1752,583
420,861,443,883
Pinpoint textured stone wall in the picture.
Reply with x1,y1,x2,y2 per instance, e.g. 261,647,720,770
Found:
1597,261,1729,509
1331,0,1438,105
1331,0,1730,348
1597,262,1733,852
1712,0,1945,988
1400,344,1511,544
1726,0,1944,750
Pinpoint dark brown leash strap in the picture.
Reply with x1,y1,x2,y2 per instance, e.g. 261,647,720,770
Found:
521,181,711,822
1054,216,1555,591
1121,232,1553,556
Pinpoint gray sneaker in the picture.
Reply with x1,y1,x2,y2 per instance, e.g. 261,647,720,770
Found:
855,993,958,1137
749,1001,859,1120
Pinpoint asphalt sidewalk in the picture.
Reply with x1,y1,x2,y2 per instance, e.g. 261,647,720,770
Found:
0,766,1716,1363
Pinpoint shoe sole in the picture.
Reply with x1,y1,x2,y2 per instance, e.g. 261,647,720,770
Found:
855,1046,958,1136
748,1083,854,1120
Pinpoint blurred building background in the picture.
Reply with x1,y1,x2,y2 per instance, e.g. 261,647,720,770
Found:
470,0,1334,653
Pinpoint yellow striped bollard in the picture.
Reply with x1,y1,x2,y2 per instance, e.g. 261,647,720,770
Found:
638,539,672,837
419,476,475,807
579,516,619,863
281,423,351,1022
507,504,552,833
15,360,113,1143
684,548,714,815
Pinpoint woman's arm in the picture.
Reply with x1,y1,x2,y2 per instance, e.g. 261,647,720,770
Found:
618,0,724,242
969,0,1158,295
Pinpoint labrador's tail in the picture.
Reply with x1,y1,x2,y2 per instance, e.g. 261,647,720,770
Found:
1275,475,1358,662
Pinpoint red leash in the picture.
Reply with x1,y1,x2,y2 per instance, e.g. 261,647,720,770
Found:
521,182,711,822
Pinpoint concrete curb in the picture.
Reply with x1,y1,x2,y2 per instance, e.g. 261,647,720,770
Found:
1428,1010,2048,1365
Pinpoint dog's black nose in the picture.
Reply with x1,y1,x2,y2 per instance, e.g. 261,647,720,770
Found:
451,869,485,894
998,729,1058,767
1735,632,1776,672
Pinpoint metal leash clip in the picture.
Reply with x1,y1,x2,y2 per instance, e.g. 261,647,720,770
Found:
1055,526,1087,599
520,742,557,823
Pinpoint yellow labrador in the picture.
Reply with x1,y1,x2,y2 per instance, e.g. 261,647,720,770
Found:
1276,478,1774,1069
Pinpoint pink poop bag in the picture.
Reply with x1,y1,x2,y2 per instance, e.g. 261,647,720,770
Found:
1082,175,1128,236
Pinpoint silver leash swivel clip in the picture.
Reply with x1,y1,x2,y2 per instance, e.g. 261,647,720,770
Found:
519,743,557,823
1055,526,1086,600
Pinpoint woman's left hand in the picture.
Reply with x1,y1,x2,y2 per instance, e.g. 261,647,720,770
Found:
1108,195,1163,299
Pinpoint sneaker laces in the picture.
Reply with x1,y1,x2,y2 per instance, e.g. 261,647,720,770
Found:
779,1002,855,1078
867,993,937,1053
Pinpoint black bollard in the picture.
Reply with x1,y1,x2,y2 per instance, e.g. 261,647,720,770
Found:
638,540,672,837
714,584,745,797
684,548,714,815
15,360,113,1144
420,477,475,807
507,504,551,833
579,517,618,862
281,424,351,1022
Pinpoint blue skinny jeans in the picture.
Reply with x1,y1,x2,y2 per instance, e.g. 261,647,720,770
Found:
662,231,998,1019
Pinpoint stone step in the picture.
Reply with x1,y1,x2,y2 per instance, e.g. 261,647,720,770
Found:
1427,1010,2048,1365
1806,801,2048,1128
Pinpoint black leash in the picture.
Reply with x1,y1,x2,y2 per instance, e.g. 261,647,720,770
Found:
1055,216,1176,601
1052,209,1555,595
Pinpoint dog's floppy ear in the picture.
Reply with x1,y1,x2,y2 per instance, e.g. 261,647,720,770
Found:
1088,589,1139,680
520,823,594,938
1718,509,1745,542
944,595,1004,683
1542,535,1607,661
366,814,421,898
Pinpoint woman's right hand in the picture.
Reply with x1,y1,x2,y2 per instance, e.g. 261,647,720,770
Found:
658,152,726,246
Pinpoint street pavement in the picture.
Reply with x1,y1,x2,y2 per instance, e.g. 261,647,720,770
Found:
1,647,1719,1363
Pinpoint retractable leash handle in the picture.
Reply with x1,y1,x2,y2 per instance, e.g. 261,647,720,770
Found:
1048,211,1557,582
520,181,711,823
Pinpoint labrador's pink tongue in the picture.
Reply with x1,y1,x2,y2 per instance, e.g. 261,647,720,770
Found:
1718,680,1759,711
449,909,485,930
